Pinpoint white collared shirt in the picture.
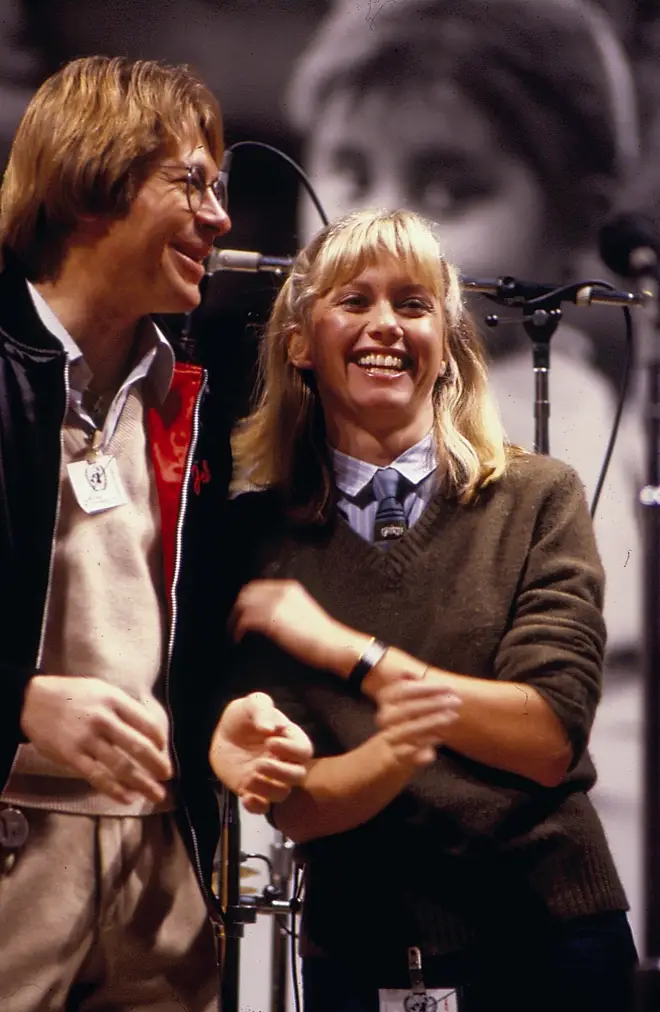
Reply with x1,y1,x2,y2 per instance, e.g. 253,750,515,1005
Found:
331,430,438,542
26,281,175,448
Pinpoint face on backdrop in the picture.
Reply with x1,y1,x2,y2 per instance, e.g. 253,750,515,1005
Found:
86,136,231,318
302,85,557,281
289,257,446,452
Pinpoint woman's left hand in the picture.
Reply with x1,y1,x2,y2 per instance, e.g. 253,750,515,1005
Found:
210,691,313,814
230,579,350,671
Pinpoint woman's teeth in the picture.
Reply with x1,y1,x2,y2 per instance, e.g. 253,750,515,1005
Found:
356,353,406,371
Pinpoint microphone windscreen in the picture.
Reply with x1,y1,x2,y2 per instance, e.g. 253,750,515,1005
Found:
220,149,233,177
598,212,659,277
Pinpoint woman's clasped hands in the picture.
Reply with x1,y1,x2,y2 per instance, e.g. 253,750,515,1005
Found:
230,578,461,767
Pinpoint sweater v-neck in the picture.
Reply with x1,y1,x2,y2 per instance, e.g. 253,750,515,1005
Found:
334,484,458,578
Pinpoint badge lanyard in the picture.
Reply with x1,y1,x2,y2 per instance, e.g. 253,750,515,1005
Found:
378,947,460,1012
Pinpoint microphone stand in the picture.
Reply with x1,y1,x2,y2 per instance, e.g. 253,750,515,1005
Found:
219,792,301,1012
521,307,563,456
219,791,246,1012
484,301,563,456
634,273,660,1011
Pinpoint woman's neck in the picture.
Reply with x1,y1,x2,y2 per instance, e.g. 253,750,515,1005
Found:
328,421,433,466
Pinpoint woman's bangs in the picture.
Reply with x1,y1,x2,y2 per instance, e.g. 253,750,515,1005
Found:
311,212,444,297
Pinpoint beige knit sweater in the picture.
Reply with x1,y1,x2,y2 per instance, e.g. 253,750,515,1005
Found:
2,387,173,815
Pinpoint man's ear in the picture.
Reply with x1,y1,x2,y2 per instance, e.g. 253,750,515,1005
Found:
288,330,313,370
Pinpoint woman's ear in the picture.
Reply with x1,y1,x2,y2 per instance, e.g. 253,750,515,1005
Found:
288,330,313,370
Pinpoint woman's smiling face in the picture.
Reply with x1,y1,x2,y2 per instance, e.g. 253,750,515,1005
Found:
290,256,446,451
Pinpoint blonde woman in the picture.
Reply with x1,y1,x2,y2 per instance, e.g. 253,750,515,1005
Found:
215,209,635,1011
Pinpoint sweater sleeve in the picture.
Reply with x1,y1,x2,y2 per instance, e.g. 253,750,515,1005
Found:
493,463,606,764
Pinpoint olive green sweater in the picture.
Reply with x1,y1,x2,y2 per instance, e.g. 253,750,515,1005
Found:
224,452,627,983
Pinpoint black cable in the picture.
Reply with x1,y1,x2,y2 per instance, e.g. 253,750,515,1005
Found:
588,306,633,520
289,864,303,1012
523,277,624,307
223,140,329,227
239,850,274,875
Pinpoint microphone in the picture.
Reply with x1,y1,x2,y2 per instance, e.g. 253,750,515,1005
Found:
461,276,645,308
207,249,647,307
206,248,294,274
598,212,659,279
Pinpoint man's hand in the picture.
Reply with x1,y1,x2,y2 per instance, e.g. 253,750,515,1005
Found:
230,579,351,672
375,676,461,765
209,692,313,814
20,675,173,804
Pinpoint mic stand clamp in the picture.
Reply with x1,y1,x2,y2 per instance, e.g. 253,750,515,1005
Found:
222,897,257,939
484,305,563,455
236,890,302,918
225,870,302,1012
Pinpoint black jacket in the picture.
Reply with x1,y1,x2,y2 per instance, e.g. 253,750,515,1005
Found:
0,263,232,901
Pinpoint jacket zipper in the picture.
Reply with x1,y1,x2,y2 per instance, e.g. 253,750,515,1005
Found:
36,359,69,669
164,371,217,911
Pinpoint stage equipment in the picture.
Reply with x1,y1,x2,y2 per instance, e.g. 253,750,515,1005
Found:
217,791,302,1012
207,248,647,307
600,212,660,1012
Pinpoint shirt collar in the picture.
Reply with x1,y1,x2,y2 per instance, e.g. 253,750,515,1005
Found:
128,318,175,404
331,430,437,499
27,280,85,363
26,280,174,403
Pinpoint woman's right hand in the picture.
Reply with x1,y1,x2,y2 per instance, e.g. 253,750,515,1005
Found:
230,578,368,673
378,677,462,766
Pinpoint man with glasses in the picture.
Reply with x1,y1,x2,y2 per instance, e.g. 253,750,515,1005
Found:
0,55,312,1011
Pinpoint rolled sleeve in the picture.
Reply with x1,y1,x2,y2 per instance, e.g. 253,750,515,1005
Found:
494,465,606,764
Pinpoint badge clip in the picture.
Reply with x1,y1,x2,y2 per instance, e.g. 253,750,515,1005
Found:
86,428,104,462
408,947,426,995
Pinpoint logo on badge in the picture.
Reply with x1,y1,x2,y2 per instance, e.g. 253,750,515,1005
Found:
85,461,108,492
404,995,438,1012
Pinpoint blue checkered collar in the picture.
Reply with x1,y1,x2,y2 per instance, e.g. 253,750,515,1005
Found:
331,430,437,499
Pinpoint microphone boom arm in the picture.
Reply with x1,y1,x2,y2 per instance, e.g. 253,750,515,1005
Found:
206,250,646,308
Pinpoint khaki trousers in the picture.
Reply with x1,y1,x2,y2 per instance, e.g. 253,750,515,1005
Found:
0,809,220,1012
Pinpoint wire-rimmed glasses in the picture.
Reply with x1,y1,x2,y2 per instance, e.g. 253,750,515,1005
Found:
185,163,228,215
162,162,229,215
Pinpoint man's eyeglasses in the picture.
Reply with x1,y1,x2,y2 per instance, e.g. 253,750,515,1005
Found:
163,163,229,215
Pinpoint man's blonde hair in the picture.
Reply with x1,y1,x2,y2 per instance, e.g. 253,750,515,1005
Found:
0,55,223,280
233,208,520,521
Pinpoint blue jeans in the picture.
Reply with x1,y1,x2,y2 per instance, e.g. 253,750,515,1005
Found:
301,911,637,1012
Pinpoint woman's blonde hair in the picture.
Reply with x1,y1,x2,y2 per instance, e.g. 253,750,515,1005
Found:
0,55,223,281
233,208,520,521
